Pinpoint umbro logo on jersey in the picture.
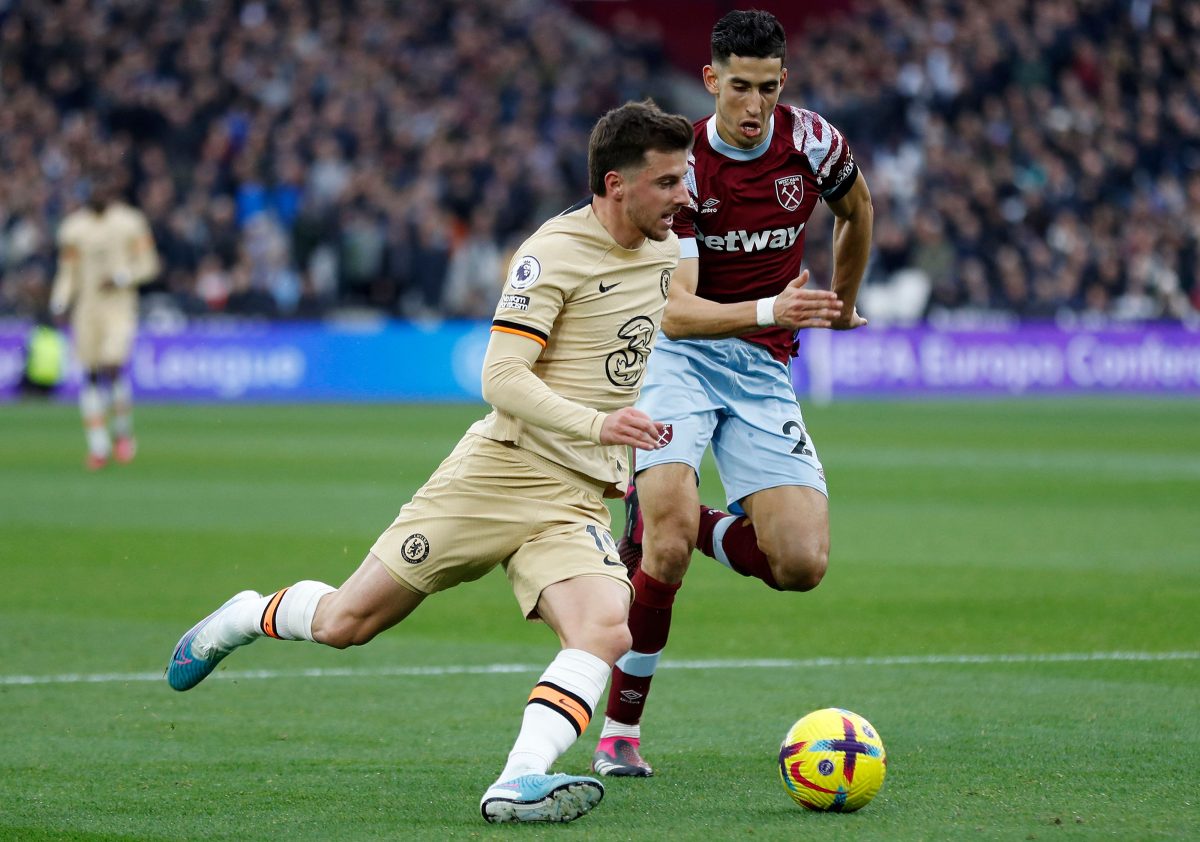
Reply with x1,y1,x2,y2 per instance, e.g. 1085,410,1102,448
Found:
700,197,720,214
598,280,621,293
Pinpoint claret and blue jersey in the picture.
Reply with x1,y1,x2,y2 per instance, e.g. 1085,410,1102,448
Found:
672,103,859,362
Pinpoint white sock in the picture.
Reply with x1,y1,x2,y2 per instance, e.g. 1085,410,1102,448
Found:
495,648,609,783
193,580,334,656
110,374,133,439
257,580,336,641
79,383,110,456
192,590,262,657
710,514,737,570
599,717,641,740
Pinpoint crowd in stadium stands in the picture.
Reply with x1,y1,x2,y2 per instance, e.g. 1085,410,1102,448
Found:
0,0,1197,324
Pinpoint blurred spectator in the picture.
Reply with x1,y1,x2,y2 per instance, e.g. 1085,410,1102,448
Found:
444,206,506,319
0,0,675,321
1,0,1198,325
788,0,1200,324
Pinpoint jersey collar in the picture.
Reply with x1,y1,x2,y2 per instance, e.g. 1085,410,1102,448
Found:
706,114,775,161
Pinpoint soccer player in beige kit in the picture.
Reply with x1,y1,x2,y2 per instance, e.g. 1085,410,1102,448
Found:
166,100,693,825
50,171,160,469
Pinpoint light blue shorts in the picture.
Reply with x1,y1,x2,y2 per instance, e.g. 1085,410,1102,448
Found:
635,335,827,514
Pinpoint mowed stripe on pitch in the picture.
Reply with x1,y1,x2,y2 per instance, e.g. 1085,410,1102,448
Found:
2,650,1197,687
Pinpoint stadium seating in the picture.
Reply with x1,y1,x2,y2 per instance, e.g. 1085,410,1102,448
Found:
1,0,1196,323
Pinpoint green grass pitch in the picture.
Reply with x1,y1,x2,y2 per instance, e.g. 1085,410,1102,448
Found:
2,398,1198,840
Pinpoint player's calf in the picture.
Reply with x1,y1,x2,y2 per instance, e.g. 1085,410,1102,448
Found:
695,507,827,591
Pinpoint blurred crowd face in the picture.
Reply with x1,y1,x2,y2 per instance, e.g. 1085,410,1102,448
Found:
704,55,787,149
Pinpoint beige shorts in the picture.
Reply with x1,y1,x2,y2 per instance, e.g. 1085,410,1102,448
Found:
72,307,136,369
372,434,633,619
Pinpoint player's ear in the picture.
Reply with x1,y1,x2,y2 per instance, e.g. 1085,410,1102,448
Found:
779,67,788,91
702,64,719,95
605,170,625,199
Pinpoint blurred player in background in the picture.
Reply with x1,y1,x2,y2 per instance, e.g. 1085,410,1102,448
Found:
50,170,160,469
593,10,873,777
166,100,693,825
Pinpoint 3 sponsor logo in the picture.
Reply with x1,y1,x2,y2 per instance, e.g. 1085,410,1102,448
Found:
605,316,655,387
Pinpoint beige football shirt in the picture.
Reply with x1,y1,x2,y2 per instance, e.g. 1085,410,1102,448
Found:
51,202,159,319
469,201,678,488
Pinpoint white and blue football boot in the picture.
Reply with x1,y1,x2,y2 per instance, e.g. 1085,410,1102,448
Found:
480,773,604,823
166,590,261,691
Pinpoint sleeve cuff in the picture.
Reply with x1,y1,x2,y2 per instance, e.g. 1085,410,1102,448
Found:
588,412,608,444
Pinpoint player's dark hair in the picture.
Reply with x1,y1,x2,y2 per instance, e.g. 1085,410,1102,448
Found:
711,9,787,65
588,99,693,196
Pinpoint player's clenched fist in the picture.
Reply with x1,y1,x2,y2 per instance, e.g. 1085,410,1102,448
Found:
600,407,667,450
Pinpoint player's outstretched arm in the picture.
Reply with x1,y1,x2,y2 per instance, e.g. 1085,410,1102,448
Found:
661,259,842,340
826,170,873,331
481,329,611,444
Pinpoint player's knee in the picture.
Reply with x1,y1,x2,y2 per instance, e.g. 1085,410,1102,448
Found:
644,514,695,579
648,534,692,577
765,536,829,592
565,617,631,665
597,622,634,666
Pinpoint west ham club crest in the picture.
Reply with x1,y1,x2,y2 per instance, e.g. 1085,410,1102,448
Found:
774,175,804,211
656,423,673,447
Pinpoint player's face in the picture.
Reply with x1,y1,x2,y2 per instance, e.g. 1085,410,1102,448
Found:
621,148,691,243
704,55,787,149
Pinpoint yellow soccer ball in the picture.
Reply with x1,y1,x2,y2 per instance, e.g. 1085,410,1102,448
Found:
778,708,887,812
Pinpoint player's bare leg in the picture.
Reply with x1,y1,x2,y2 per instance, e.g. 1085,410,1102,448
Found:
310,553,425,647
595,462,696,776
704,485,829,591
481,576,629,823
107,365,137,464
79,369,111,470
166,553,423,690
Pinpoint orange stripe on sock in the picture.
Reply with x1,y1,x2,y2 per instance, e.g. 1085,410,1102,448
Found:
527,683,591,736
261,588,288,639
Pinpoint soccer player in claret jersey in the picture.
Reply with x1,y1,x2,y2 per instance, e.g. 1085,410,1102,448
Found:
165,100,694,824
592,10,872,778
